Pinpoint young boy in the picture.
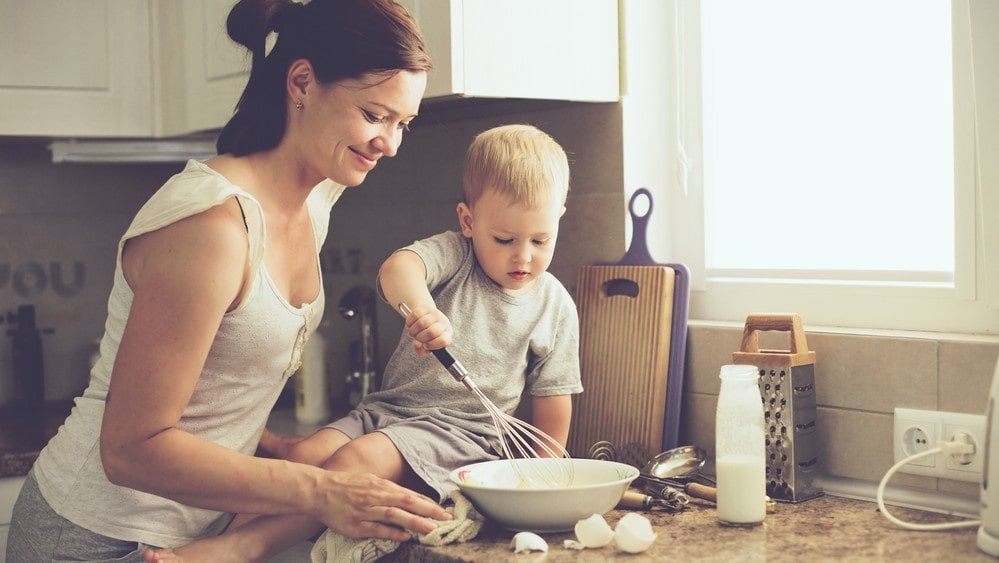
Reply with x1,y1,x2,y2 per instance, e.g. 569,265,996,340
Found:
145,124,582,562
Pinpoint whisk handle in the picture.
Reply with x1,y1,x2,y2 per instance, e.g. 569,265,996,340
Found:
431,348,456,369
396,303,475,390
431,348,474,387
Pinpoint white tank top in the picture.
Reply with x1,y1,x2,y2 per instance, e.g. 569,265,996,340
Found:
33,160,345,546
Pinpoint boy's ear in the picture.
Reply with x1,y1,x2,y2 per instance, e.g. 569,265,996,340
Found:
456,202,474,237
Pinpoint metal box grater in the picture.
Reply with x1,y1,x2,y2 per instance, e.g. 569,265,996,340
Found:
732,313,822,503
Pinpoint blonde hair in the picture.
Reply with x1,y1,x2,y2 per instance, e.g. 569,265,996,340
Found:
462,124,570,208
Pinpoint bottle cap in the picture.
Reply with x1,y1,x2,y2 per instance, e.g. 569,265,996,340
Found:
719,364,758,380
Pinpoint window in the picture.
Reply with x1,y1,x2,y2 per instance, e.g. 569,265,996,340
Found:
703,0,953,279
663,0,997,333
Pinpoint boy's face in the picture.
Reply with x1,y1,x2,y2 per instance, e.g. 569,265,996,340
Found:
457,187,565,294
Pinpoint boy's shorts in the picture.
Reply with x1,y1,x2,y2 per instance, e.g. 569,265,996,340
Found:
326,409,500,502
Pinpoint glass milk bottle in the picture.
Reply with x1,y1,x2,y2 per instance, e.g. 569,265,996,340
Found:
715,364,767,526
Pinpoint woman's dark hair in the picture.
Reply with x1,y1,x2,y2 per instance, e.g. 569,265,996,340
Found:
217,0,432,156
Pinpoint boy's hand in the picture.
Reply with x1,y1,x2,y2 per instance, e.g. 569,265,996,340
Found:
255,427,306,460
403,305,453,356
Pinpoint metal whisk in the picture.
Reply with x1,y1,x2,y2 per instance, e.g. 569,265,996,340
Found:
398,303,574,488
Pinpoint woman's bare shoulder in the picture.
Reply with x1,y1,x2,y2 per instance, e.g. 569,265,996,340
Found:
123,199,250,300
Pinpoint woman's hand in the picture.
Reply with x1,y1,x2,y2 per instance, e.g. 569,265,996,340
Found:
314,471,451,541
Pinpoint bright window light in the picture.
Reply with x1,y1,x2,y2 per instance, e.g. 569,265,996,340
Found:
700,0,953,279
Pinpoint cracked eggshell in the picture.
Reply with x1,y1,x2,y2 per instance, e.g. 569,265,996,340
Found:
614,512,657,553
574,513,615,548
510,531,548,553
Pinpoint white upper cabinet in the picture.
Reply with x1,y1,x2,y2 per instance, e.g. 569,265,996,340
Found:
0,0,249,138
397,0,620,102
0,0,618,138
0,1,156,137
153,0,250,137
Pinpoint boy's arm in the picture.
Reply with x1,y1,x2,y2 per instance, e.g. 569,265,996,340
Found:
378,249,433,312
378,249,453,354
530,394,573,456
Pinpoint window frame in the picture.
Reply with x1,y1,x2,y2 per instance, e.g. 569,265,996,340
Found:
661,0,997,334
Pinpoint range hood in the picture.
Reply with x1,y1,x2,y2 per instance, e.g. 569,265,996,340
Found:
49,136,218,163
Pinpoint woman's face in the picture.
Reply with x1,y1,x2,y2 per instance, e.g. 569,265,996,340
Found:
297,70,427,187
457,189,565,294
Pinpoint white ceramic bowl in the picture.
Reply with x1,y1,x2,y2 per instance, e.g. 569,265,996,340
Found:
449,458,639,532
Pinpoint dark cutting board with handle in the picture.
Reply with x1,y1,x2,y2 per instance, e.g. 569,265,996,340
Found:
568,188,690,459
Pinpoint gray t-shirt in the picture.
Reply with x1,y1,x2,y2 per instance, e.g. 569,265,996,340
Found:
363,230,582,446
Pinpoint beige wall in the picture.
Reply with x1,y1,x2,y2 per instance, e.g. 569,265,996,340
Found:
0,99,627,407
679,322,999,498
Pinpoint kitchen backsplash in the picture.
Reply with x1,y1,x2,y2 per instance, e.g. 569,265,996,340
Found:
0,142,179,403
679,322,999,497
0,99,627,408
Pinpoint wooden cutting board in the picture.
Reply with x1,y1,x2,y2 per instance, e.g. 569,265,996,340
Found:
567,188,687,459
567,264,676,458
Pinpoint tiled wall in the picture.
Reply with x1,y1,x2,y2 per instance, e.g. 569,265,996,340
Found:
0,99,627,409
0,140,179,402
300,99,627,409
678,321,999,496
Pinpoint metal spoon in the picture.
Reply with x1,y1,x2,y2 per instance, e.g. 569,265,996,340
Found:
640,445,717,502
644,445,706,480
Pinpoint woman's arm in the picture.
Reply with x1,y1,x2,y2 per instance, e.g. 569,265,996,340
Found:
100,203,447,539
102,201,250,505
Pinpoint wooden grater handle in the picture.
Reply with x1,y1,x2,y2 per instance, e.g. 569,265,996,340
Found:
739,313,809,354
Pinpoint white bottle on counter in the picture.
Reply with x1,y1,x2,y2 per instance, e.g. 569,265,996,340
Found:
715,364,767,526
294,329,330,425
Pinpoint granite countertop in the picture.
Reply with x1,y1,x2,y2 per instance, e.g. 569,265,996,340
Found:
0,401,73,478
382,495,991,562
6,409,991,561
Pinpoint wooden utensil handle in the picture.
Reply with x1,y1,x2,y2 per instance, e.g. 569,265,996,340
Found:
618,488,653,509
739,313,808,354
685,482,717,503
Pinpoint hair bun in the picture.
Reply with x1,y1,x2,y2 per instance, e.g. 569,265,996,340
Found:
270,0,307,34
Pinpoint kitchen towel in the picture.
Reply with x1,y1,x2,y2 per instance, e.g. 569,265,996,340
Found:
310,490,483,563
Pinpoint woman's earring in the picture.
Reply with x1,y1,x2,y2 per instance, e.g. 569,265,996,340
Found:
295,100,304,111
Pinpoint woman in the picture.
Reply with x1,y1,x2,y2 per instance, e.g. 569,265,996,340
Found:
6,0,446,560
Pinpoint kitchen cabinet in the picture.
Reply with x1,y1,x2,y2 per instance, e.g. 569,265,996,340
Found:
153,0,249,137
0,1,155,137
399,0,619,102
0,476,25,563
0,0,619,139
0,0,248,138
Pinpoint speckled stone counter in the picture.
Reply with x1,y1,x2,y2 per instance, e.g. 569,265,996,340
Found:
382,495,991,562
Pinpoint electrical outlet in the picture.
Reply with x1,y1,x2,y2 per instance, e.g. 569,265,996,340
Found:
894,408,939,475
893,407,986,483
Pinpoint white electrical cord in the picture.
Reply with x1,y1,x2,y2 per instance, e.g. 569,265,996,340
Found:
876,438,981,531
